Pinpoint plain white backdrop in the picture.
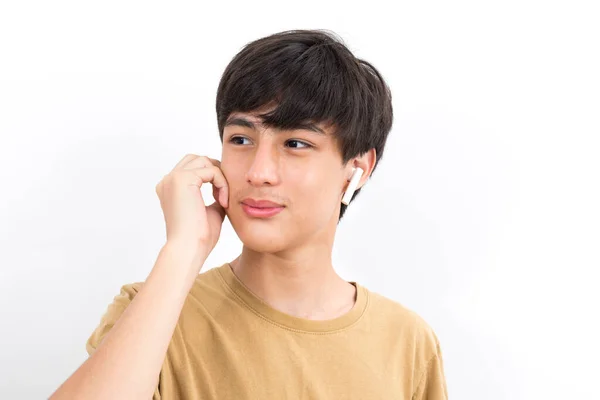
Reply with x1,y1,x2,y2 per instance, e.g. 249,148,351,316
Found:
1,1,598,398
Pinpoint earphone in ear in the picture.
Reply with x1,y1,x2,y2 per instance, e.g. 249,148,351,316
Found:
341,167,364,205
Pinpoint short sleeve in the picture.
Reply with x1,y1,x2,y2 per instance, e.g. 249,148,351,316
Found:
411,339,448,400
86,282,162,400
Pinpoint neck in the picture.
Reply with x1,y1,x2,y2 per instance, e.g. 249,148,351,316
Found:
229,246,356,320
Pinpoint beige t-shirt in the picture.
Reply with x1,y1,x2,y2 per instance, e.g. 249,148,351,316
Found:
87,263,447,399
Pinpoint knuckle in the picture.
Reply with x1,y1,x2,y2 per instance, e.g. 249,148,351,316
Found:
185,168,203,182
156,176,165,189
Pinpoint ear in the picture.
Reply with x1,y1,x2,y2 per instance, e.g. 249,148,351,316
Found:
345,148,377,190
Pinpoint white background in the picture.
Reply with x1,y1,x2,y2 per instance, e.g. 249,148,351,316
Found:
1,1,598,398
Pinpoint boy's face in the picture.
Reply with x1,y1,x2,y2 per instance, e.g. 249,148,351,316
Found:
221,110,349,253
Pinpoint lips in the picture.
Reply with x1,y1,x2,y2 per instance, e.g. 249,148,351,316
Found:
241,198,284,208
240,198,285,218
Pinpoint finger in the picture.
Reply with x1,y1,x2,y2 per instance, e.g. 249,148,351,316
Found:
174,156,228,207
212,184,227,210
206,157,221,168
183,160,227,208
173,154,199,170
185,167,229,208
182,156,221,171
204,158,225,205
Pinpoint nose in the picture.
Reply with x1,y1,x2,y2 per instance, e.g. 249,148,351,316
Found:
245,138,281,186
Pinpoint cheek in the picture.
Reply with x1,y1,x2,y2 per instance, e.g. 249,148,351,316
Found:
220,158,242,183
294,171,340,207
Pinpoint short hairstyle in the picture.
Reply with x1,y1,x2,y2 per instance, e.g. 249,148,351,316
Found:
216,29,393,221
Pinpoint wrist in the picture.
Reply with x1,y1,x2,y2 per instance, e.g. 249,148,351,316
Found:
161,241,208,271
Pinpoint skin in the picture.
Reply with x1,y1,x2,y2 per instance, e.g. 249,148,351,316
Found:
220,108,377,320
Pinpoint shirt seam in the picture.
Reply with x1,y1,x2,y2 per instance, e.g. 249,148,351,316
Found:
411,351,439,400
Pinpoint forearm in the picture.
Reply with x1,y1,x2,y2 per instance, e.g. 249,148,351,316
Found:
50,242,207,400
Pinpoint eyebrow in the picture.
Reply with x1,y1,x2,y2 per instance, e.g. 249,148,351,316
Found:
224,117,326,135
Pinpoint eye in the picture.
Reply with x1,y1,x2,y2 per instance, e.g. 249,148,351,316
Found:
229,136,313,149
229,136,251,145
285,139,312,149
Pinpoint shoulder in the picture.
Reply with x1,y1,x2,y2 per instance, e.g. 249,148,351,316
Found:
98,281,145,315
113,281,145,300
363,288,446,396
365,287,442,358
368,289,439,334
85,281,144,355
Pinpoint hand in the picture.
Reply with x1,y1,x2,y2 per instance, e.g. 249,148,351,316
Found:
155,154,229,257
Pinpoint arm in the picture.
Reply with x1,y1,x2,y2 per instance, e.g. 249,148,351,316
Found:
50,241,207,400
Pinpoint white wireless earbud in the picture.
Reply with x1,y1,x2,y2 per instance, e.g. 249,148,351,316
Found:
341,167,364,205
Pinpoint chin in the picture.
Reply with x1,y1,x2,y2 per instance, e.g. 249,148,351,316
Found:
227,212,290,253
236,226,290,253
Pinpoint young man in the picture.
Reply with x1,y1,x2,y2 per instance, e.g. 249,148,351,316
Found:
51,30,447,399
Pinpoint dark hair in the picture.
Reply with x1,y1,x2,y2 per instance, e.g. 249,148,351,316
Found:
216,29,393,222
